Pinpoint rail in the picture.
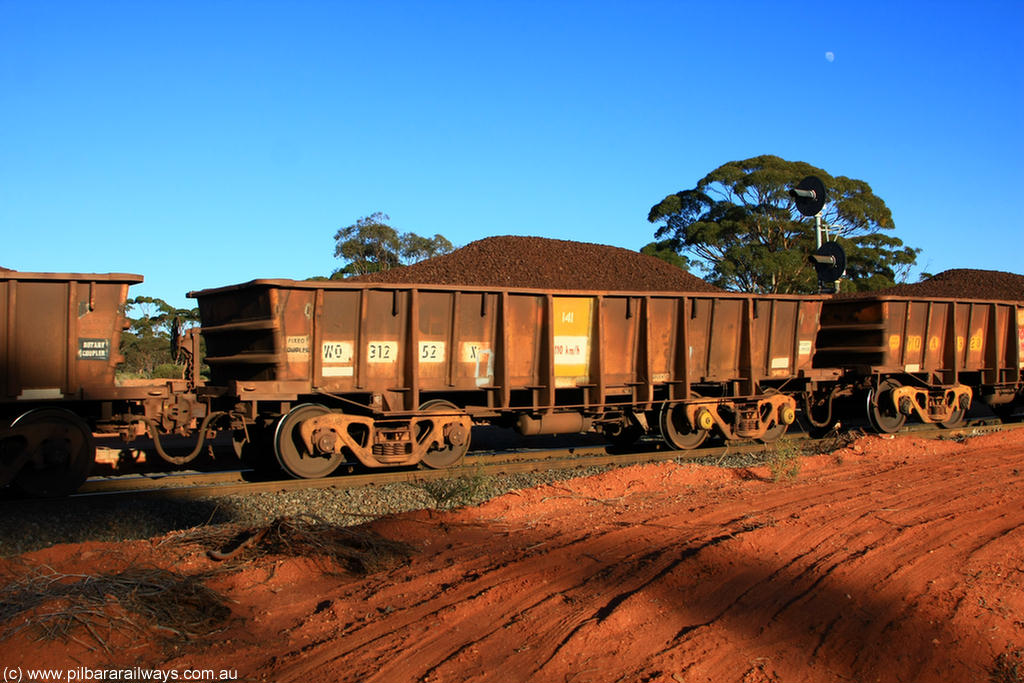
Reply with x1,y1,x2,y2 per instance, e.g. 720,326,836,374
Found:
32,418,1018,502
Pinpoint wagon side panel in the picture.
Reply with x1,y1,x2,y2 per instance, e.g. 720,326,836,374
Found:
449,291,498,391
357,289,408,406
9,280,69,398
645,297,675,389
75,280,135,393
962,302,989,372
1016,305,1024,381
274,288,315,383
314,288,361,391
504,293,544,396
754,297,820,379
552,296,594,389
703,297,743,382
0,280,6,398
795,298,823,373
922,302,950,375
686,298,712,381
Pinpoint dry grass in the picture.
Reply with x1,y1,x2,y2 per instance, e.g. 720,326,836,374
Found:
413,468,487,509
0,515,415,651
767,441,803,482
812,425,863,454
0,564,230,651
176,514,417,574
991,646,1024,683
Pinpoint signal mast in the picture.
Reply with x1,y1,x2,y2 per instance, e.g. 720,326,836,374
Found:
790,175,846,293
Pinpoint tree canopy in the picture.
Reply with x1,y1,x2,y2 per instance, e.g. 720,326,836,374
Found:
647,155,920,293
640,240,690,272
119,296,200,378
332,212,454,278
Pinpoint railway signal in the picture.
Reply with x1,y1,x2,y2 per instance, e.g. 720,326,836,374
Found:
790,175,826,218
790,175,847,293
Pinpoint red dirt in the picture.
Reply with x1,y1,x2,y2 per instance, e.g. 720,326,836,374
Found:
3,430,1023,682
353,236,724,292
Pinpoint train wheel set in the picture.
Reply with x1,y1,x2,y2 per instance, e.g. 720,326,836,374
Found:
2,268,1022,496
1,408,95,497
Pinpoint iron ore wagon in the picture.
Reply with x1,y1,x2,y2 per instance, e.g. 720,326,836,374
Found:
810,294,1024,432
191,279,830,478
0,269,197,496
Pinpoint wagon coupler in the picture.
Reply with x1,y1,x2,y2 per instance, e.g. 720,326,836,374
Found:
132,411,229,466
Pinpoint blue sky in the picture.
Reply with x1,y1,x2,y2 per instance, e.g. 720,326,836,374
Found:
2,1,1022,309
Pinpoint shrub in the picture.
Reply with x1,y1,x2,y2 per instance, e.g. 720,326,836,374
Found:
152,363,184,379
768,441,802,482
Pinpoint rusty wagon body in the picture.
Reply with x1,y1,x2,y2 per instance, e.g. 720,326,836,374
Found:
1,270,141,402
811,295,1024,432
191,279,830,477
1,271,137,494
0,269,211,495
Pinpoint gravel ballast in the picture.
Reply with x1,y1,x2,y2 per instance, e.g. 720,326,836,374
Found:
0,466,614,556
0,443,785,556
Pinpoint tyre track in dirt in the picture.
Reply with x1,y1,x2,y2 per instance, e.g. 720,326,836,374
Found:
275,522,751,682
622,446,1023,682
264,433,1023,683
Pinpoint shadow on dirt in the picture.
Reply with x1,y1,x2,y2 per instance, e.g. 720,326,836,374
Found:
324,506,1010,683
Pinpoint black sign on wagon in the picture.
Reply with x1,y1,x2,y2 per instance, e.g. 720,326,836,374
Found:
78,338,110,360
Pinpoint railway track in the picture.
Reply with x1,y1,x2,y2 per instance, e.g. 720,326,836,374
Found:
46,417,1018,501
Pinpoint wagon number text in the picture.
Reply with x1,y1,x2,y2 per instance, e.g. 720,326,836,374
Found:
419,341,445,363
367,341,398,363
321,341,353,364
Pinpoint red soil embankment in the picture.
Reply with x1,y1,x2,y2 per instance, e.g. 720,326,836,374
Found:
3,430,1023,682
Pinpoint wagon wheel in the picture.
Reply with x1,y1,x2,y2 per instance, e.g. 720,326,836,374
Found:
758,421,787,444
757,390,789,444
659,403,708,450
866,379,907,434
274,404,342,479
939,405,967,429
12,409,96,497
418,399,470,469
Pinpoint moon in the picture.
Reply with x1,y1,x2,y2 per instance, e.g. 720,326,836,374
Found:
825,51,835,62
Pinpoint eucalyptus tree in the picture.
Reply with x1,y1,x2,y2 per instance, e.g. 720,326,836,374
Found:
647,155,919,293
333,212,454,278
